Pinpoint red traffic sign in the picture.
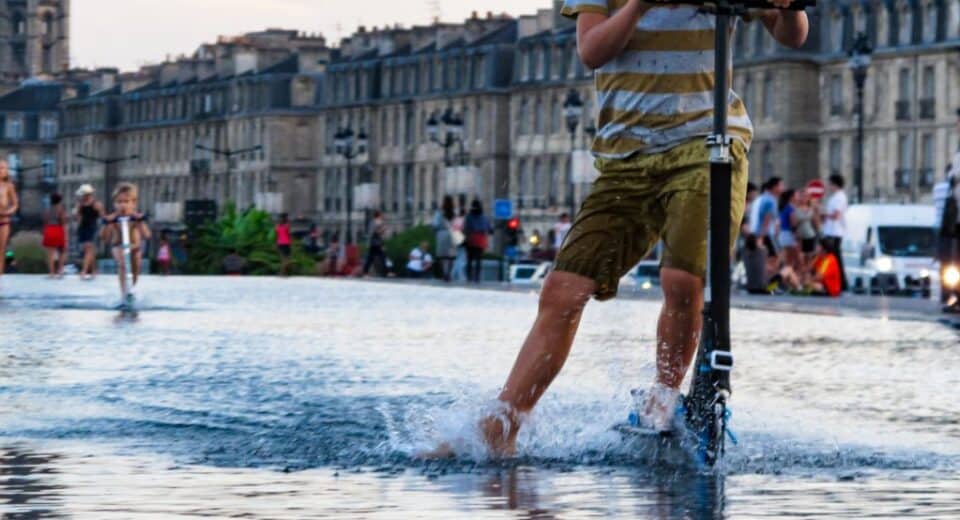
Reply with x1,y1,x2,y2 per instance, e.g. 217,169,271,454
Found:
806,179,826,199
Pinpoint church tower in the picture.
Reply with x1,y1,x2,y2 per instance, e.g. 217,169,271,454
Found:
0,0,70,89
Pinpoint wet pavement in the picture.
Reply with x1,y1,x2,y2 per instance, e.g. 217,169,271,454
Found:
1,274,959,518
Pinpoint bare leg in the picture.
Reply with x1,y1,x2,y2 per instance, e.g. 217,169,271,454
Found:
46,248,56,276
82,243,95,277
113,248,126,298
481,271,596,456
0,225,9,276
131,254,141,286
656,268,704,389
56,248,66,276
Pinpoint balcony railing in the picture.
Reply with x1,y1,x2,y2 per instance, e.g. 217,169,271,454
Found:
894,168,912,189
895,100,911,121
919,99,936,120
919,168,935,187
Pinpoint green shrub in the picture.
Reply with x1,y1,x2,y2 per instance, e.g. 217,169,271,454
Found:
384,225,434,276
8,231,46,274
185,203,314,275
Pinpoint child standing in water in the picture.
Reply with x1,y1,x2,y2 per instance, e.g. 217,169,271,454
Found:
0,160,19,280
100,183,150,300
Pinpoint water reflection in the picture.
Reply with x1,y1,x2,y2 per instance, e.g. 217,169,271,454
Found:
0,446,64,518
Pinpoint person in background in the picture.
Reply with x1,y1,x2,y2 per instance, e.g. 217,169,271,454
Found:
450,208,467,282
807,239,842,297
406,241,433,279
463,199,492,283
0,160,17,282
778,189,801,275
363,210,388,277
223,248,247,275
275,213,292,277
750,177,784,277
821,174,849,292
433,196,458,282
794,189,819,270
74,184,105,280
156,233,173,275
100,183,151,301
41,193,68,278
324,233,341,276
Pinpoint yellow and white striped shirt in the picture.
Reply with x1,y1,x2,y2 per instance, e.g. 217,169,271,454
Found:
562,0,753,159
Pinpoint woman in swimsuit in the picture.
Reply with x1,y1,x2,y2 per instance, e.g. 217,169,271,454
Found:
42,193,68,278
0,160,19,278
74,184,105,280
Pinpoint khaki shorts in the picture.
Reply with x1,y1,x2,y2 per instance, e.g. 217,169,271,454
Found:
554,139,748,301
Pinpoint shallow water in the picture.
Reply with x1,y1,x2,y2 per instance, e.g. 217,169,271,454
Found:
1,275,959,518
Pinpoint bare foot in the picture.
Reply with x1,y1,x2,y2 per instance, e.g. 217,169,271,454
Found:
417,409,521,460
479,414,518,458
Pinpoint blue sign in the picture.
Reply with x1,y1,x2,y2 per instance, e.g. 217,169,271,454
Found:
494,199,513,220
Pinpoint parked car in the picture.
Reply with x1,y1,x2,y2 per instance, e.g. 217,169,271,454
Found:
509,261,551,286
619,260,661,291
842,204,937,297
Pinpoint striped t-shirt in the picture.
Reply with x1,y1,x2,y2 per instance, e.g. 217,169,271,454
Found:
562,0,753,159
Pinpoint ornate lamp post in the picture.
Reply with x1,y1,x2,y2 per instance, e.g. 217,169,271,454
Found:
848,32,872,203
333,126,368,244
427,108,469,210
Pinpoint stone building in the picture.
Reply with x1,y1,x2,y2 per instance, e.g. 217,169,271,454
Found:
736,0,960,202
0,0,70,92
0,80,59,226
317,13,517,242
57,30,329,226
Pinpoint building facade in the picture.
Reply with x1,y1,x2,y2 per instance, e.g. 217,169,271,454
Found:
0,0,70,92
51,1,960,245
57,30,329,226
0,81,59,226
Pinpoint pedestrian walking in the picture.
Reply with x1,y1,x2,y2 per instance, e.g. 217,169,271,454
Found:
450,208,467,282
778,189,802,275
156,233,172,275
463,199,492,283
362,210,388,277
275,213,292,276
821,174,849,292
74,184,104,280
433,196,458,281
41,193,68,278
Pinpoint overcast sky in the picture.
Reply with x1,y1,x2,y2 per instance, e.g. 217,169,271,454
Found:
73,0,554,71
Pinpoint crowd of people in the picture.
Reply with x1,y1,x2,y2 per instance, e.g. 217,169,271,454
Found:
741,174,849,297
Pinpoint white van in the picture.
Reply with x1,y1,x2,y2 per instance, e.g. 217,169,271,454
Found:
843,204,938,296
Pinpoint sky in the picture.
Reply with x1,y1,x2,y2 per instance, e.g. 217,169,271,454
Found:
73,0,554,72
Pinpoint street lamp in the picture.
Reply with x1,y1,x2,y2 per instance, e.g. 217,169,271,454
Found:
427,108,469,210
75,153,140,204
334,126,368,244
848,31,872,204
563,89,585,217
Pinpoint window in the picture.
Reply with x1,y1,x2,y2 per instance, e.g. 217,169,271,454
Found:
568,46,579,78
762,146,774,178
552,46,564,79
900,5,913,45
763,74,775,119
529,48,538,80
742,75,754,111
830,74,843,115
920,65,935,119
42,154,55,183
518,98,529,136
924,2,940,42
534,98,544,134
754,22,766,55
829,138,843,177
475,102,484,141
533,160,544,207
552,97,562,134
537,47,547,80
40,118,57,140
548,158,559,205
520,50,530,81
897,134,913,189
13,13,24,35
473,57,485,88
920,133,935,186
896,68,912,120
7,118,22,140
517,160,528,207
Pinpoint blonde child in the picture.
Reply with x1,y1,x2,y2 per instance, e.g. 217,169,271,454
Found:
100,183,151,300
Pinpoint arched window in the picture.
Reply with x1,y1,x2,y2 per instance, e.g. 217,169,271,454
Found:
42,12,54,36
